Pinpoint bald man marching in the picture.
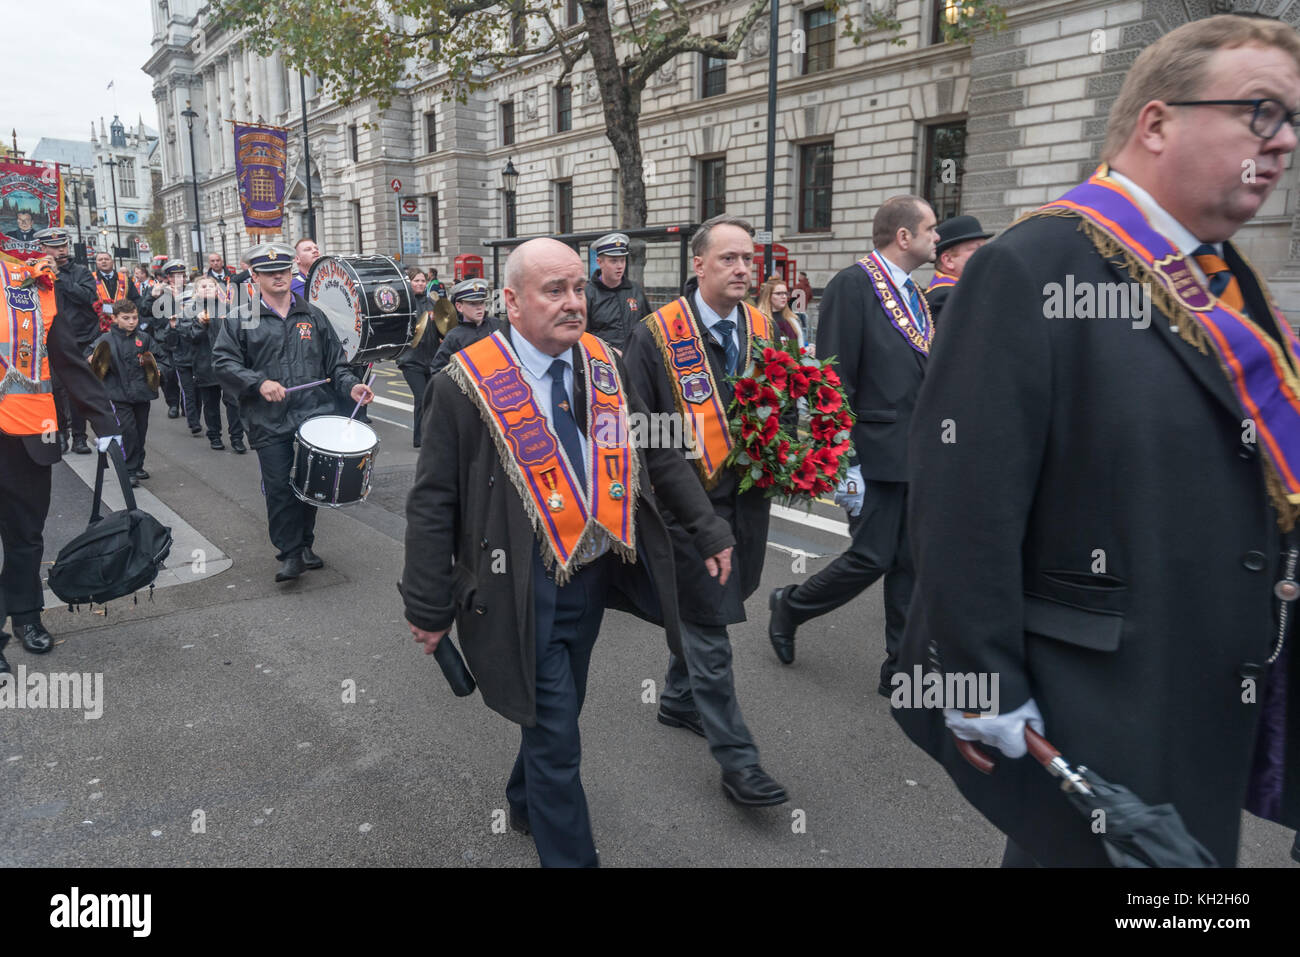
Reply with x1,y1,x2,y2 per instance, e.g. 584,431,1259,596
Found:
402,238,733,867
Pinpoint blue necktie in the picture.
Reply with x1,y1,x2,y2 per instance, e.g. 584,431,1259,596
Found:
549,358,586,489
714,318,739,376
904,278,927,336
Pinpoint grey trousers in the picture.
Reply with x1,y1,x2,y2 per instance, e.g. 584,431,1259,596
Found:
660,619,760,772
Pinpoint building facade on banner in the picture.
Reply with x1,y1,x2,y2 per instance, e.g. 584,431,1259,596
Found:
143,0,1300,318
31,117,160,260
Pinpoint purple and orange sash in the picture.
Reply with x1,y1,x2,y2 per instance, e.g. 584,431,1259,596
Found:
1036,165,1300,517
450,330,636,582
858,251,933,355
647,296,772,486
926,270,958,293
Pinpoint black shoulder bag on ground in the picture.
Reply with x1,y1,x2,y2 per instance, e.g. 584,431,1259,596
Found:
48,442,173,606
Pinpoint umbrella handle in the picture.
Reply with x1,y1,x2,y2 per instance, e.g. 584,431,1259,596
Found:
952,727,1060,776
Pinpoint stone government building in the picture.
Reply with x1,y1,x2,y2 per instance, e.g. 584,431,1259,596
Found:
144,0,1300,319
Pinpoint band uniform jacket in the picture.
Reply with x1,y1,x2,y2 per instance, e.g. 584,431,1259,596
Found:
87,326,160,403
621,277,787,627
211,294,360,450
817,259,927,482
401,325,735,726
585,272,652,352
53,261,100,349
897,215,1299,866
429,317,501,377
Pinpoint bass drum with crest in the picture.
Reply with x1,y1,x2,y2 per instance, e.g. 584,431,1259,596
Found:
307,255,414,364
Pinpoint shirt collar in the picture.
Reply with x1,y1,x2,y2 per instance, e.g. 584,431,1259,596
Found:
1107,168,1218,258
692,289,739,338
512,327,570,382
872,250,915,291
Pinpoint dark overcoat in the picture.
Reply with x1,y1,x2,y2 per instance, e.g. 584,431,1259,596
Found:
401,325,734,727
896,213,1299,866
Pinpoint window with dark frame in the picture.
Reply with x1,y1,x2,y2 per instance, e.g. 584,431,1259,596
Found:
556,180,573,233
429,195,441,252
556,84,572,133
803,8,836,75
702,41,727,98
424,110,437,153
798,141,834,233
931,0,962,45
501,101,515,146
348,124,359,162
923,121,967,222
566,0,583,27
700,156,726,221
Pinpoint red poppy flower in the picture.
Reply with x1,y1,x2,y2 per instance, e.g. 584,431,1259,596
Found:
812,446,840,477
812,477,833,495
776,439,791,465
836,410,854,429
830,439,852,459
755,467,776,489
815,385,843,414
822,368,841,387
762,347,783,365
774,350,798,368
757,385,779,408
801,366,823,384
740,415,759,441
759,414,780,444
764,362,788,390
810,415,839,441
734,378,761,405
788,372,811,399
791,456,818,491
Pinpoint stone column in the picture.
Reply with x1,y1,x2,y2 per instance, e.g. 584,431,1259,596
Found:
215,56,229,170
231,46,246,123
267,51,285,119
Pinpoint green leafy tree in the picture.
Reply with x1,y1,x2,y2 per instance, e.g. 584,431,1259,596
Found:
214,0,1002,234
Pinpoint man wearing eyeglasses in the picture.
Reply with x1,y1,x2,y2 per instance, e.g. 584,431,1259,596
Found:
897,14,1300,867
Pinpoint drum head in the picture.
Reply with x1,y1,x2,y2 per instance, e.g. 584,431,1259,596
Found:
308,255,414,363
298,415,378,453
308,258,365,361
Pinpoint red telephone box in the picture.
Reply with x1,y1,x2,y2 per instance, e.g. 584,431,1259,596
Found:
454,254,484,281
753,243,792,286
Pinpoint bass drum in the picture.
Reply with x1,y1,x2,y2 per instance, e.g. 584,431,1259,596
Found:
307,255,414,363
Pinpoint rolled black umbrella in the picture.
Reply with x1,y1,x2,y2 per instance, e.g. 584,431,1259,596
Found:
955,729,1216,867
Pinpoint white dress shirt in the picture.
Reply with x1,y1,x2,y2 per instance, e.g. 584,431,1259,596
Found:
872,250,922,326
693,289,741,358
1107,168,1216,283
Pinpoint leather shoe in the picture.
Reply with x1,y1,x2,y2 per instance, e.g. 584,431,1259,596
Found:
231,438,247,454
508,806,531,836
275,554,304,582
768,587,797,665
190,425,202,435
57,434,68,454
71,438,91,454
134,469,150,480
17,622,53,654
657,703,705,738
129,474,139,487
721,765,788,807
300,547,324,570
167,406,179,418
210,438,225,450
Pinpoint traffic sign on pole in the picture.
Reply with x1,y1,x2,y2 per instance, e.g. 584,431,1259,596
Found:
390,178,402,192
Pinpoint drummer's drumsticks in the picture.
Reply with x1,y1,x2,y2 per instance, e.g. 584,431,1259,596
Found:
284,377,331,394
347,372,377,422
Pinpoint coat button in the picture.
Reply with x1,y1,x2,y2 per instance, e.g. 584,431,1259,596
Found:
1239,444,1258,460
480,538,489,550
475,604,486,615
1239,662,1263,679
1242,551,1267,571
488,475,495,487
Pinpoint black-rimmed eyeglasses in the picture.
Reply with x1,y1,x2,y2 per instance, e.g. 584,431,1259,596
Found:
1164,98,1300,140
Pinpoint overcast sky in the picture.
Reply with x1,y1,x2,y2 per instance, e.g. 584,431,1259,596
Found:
4,0,158,153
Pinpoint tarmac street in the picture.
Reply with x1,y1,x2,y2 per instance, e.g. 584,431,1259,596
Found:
1,365,1295,867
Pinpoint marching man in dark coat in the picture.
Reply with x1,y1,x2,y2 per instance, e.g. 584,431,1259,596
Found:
623,214,789,808
922,214,991,326
402,238,734,867
584,231,652,351
767,196,938,694
899,13,1300,867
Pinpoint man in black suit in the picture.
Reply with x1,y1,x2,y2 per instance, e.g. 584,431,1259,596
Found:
403,238,734,867
0,252,119,673
923,215,991,326
767,196,938,694
36,228,101,455
897,13,1300,866
5,211,37,242
624,214,790,808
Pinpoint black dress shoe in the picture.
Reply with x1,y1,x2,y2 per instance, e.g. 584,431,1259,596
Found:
275,554,305,582
768,587,797,665
300,547,324,570
134,469,150,480
17,622,53,654
509,806,531,836
57,434,68,455
168,406,179,418
657,703,705,738
190,425,203,435
210,438,225,450
231,438,247,454
721,765,788,807
129,475,139,487
71,438,91,454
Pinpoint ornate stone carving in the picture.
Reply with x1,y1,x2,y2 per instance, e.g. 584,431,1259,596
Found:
583,70,599,105
655,59,677,85
862,0,899,24
523,87,539,120
746,21,769,58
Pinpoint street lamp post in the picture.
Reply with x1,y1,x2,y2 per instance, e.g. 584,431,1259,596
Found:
764,0,779,241
218,216,228,264
501,158,519,239
104,156,123,265
180,103,203,265
299,70,316,242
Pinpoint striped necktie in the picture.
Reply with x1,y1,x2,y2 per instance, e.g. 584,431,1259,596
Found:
1192,243,1246,314
904,278,927,336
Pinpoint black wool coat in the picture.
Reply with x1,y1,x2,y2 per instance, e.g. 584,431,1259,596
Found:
816,258,927,482
896,213,1299,867
87,326,160,403
585,272,652,352
401,325,735,726
621,279,776,626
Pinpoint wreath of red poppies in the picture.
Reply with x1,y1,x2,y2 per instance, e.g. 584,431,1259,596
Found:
725,339,854,502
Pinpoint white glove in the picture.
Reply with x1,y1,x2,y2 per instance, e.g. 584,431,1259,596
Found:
96,435,122,453
833,464,864,517
945,697,1045,760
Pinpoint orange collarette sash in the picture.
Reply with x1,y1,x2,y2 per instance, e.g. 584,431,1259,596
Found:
93,270,127,305
926,271,958,292
647,296,771,486
449,330,637,583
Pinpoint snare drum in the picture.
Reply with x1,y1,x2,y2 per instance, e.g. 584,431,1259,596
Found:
307,255,414,363
290,415,380,507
